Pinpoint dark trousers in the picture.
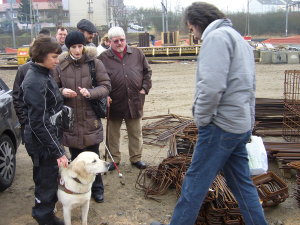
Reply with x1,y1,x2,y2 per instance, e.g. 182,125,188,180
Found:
29,152,58,224
69,144,104,195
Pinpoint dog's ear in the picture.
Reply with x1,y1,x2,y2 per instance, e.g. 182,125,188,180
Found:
72,160,89,179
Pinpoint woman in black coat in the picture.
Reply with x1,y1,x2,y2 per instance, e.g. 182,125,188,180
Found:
22,36,68,225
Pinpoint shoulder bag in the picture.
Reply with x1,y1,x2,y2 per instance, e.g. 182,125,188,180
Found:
88,60,107,118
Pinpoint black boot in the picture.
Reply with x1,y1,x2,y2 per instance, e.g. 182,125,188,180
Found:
91,174,104,203
37,215,64,225
50,215,64,225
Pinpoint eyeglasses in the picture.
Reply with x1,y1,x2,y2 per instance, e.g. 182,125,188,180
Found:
112,38,125,44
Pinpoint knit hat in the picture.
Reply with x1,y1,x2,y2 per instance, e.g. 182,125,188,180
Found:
77,19,97,33
65,31,86,49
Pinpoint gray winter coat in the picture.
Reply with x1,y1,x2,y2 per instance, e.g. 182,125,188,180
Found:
193,19,255,134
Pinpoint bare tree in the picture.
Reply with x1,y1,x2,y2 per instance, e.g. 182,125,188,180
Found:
109,0,129,32
48,0,64,26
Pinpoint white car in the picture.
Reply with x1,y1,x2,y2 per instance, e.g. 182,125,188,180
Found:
130,24,144,31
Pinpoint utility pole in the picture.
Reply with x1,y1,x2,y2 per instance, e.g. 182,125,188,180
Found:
29,0,34,40
35,4,40,35
161,0,168,32
161,1,165,32
9,0,16,48
87,0,93,21
285,0,289,37
284,0,300,36
246,0,250,36
165,0,168,32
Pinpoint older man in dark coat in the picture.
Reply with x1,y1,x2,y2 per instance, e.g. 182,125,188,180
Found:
98,26,152,170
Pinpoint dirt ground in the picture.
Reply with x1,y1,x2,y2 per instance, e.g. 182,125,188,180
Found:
1,61,300,225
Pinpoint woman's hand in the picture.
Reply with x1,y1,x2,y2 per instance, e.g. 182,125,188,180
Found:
62,88,77,98
78,87,91,98
57,155,69,168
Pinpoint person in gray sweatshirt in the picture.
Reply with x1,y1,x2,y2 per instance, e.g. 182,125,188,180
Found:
151,2,268,225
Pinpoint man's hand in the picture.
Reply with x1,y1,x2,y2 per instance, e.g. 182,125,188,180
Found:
107,96,112,106
139,89,146,94
78,87,91,98
62,88,77,98
57,155,69,168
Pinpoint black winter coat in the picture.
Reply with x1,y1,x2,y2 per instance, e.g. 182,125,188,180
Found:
22,63,65,159
12,61,32,126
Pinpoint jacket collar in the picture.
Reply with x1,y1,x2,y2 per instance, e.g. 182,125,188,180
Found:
201,18,232,41
107,45,133,58
59,46,97,71
31,63,50,75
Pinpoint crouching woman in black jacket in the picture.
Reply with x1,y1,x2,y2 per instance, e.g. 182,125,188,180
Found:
22,36,68,225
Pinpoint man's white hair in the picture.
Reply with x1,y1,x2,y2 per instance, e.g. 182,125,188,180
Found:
108,27,125,39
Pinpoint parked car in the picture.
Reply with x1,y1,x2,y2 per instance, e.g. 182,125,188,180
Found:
0,78,21,191
129,24,144,31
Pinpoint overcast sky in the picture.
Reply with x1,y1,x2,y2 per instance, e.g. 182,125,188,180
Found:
124,0,248,13
0,0,248,13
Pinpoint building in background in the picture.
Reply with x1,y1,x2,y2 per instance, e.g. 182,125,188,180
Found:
249,0,300,14
0,0,69,31
0,0,119,33
69,0,109,28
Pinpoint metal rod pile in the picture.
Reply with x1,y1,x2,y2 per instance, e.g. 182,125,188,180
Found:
287,161,300,207
142,114,194,147
142,98,286,149
135,155,245,224
264,142,300,169
254,98,284,137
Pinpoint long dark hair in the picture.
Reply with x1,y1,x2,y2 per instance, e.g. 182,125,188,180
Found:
184,2,225,33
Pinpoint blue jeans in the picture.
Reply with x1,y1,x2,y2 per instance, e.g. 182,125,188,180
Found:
169,123,268,225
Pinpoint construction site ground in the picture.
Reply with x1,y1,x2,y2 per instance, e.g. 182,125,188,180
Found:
0,62,300,225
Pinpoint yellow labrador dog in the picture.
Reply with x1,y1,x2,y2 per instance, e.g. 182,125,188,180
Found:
57,152,109,225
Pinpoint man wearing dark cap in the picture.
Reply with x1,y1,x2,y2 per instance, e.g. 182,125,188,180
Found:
77,19,97,47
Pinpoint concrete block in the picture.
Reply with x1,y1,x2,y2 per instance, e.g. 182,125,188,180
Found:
272,51,287,64
287,51,299,64
260,51,272,64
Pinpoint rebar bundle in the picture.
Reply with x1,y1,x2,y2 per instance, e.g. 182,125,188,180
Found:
142,98,286,150
287,161,300,207
136,155,245,225
254,98,284,137
142,114,193,147
283,70,300,142
264,142,300,170
135,155,191,198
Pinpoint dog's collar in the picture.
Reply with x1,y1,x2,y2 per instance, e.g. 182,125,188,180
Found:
58,176,89,195
72,177,82,184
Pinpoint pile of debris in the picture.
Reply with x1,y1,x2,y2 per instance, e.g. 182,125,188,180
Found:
136,155,245,224
136,154,289,224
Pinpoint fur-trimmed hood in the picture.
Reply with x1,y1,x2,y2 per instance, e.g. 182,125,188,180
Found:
58,46,98,63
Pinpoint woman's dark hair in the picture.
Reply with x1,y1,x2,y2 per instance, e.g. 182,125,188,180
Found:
30,36,62,63
184,2,225,33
